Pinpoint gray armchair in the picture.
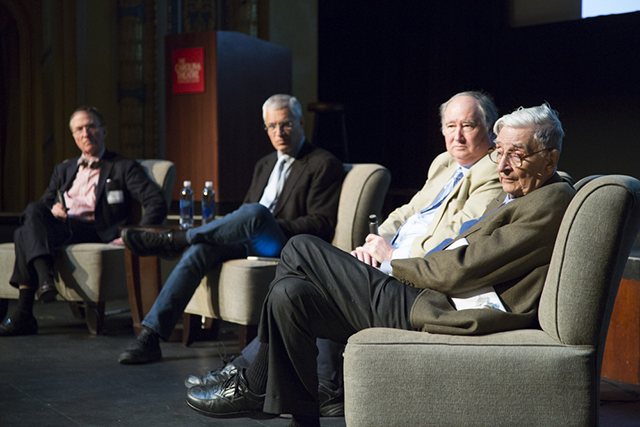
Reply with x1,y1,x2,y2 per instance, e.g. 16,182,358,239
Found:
343,175,640,427
0,159,175,334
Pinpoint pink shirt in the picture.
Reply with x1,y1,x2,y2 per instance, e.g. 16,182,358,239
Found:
64,154,102,221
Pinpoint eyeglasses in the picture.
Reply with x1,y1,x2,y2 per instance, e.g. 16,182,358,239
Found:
264,121,294,133
72,124,102,136
488,147,549,168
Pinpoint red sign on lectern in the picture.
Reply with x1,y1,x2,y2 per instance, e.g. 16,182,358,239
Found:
172,47,205,94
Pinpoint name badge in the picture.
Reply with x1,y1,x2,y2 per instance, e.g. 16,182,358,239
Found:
107,190,124,204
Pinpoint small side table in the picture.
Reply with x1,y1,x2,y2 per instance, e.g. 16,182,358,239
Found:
601,247,640,385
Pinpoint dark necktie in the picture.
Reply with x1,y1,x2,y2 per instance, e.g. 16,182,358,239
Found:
78,159,101,169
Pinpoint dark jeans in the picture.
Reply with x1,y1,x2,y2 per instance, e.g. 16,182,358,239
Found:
142,203,289,340
258,234,421,416
11,202,101,287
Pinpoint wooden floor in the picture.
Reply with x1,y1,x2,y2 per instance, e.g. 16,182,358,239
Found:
0,299,639,426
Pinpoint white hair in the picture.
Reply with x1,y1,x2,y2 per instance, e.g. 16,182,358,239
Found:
262,94,303,122
494,103,564,152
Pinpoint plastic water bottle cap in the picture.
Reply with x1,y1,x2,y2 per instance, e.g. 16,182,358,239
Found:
205,181,213,188
184,181,191,187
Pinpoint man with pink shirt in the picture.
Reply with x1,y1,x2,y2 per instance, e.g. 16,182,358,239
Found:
0,106,167,337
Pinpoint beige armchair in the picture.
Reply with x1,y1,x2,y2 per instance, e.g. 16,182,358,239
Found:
343,175,640,427
181,163,391,348
0,159,175,334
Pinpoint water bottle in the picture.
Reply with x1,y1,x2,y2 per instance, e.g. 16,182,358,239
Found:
202,181,216,225
180,180,194,229
368,214,379,235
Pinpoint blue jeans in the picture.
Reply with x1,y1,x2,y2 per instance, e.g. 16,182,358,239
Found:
142,203,288,340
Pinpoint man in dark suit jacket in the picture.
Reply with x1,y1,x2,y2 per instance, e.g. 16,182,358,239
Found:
118,94,345,365
185,103,576,427
0,106,167,337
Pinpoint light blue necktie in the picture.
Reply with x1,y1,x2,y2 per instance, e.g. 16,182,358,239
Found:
390,168,465,247
420,168,465,214
269,158,287,212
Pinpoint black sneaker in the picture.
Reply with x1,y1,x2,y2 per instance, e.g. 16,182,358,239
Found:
118,328,162,364
121,229,185,258
318,381,344,417
185,359,239,389
186,368,273,419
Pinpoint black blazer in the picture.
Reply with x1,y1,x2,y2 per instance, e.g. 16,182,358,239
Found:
243,142,345,242
40,150,168,242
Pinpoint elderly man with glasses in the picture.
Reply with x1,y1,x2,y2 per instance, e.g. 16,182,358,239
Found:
185,103,576,427
117,94,345,365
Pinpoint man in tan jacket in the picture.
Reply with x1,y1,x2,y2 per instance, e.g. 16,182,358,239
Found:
352,91,502,266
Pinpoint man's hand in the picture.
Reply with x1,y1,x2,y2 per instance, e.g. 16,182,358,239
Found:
51,202,68,220
109,237,124,246
350,234,395,268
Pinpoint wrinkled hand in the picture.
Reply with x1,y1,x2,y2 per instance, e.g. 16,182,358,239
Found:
51,203,68,220
350,234,394,268
109,237,124,246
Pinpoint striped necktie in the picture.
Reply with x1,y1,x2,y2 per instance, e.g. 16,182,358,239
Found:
390,168,465,247
420,168,465,213
269,157,287,212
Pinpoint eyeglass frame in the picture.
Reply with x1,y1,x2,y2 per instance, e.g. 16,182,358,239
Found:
264,121,295,133
72,123,103,136
488,146,551,168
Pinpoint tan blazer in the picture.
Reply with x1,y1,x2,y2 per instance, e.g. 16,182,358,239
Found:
379,151,502,257
391,174,576,336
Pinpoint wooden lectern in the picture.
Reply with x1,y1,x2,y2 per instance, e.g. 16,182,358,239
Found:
165,31,292,213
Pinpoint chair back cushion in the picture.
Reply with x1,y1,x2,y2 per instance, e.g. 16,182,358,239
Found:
332,164,391,252
539,175,640,346
137,159,176,209
557,170,575,186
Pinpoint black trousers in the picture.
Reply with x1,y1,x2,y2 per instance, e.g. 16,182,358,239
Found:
10,202,102,288
258,234,421,416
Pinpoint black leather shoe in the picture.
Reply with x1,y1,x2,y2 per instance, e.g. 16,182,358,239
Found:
186,369,273,419
36,281,57,303
0,315,38,337
118,328,162,364
121,229,185,258
185,360,238,389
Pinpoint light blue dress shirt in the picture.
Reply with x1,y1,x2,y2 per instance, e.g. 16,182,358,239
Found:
379,164,471,274
259,137,306,211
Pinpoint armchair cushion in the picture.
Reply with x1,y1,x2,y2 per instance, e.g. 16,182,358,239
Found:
0,243,19,299
183,258,278,325
53,243,128,301
345,327,594,426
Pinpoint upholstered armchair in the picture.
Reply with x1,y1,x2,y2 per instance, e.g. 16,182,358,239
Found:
0,159,176,334
343,175,640,427
181,163,391,348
